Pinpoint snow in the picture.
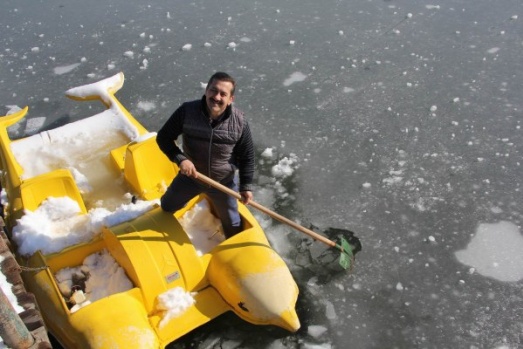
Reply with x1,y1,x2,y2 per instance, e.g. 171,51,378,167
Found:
55,249,134,313
12,196,159,256
155,287,196,328
0,255,24,314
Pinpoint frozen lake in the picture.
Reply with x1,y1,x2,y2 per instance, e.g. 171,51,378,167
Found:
1,0,522,348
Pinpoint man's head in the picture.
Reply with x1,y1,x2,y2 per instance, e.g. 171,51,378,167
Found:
205,72,236,118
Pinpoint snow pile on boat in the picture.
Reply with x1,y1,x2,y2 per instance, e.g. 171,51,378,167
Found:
155,287,196,328
55,249,133,313
12,196,159,256
179,200,225,255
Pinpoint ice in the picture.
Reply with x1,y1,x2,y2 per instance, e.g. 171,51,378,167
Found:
182,44,192,51
261,147,274,159
307,325,327,338
271,154,299,178
137,100,156,112
455,221,523,282
140,59,149,70
283,72,307,86
123,51,134,58
24,116,45,135
53,63,81,75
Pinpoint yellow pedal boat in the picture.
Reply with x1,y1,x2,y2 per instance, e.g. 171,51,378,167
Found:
0,73,300,348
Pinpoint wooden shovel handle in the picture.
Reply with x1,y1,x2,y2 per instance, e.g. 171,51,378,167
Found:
196,172,337,248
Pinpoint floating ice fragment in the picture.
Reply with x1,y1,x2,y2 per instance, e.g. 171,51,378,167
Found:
227,42,237,49
137,101,156,112
283,72,307,86
25,117,46,135
31,47,40,53
510,15,518,20
396,282,404,291
430,105,437,112
407,13,413,18
54,63,81,75
289,40,295,45
140,59,149,70
308,325,327,338
143,46,151,53
338,30,344,35
428,236,436,242
261,148,274,159
204,42,212,47
123,51,134,58
487,47,500,54
362,182,371,188
182,44,192,51
456,221,523,282
140,32,146,38
323,300,337,320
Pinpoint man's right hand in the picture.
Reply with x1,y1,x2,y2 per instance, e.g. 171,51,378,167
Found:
179,159,198,178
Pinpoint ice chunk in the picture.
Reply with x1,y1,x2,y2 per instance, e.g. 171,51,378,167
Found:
455,221,523,282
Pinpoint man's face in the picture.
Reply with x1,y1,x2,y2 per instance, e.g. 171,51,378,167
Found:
205,79,235,118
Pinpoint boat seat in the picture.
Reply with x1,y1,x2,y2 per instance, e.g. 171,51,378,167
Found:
20,168,87,213
123,135,178,201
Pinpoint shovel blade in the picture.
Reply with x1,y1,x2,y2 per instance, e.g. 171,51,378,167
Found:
338,237,354,270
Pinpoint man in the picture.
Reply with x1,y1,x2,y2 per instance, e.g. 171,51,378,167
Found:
156,72,255,238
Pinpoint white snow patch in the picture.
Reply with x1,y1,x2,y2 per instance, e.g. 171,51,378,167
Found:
156,287,196,328
12,196,158,256
56,249,133,313
487,47,500,54
179,200,225,255
0,255,24,314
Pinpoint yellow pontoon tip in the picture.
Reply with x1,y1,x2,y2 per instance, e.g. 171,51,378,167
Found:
276,308,301,332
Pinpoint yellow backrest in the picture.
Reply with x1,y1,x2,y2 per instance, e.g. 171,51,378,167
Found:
20,169,87,213
123,135,178,200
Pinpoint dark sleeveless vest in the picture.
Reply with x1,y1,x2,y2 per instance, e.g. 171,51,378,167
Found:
181,100,244,182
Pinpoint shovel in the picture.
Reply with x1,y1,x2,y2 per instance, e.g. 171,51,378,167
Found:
196,172,361,270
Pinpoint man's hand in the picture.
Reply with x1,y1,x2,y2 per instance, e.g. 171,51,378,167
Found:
240,191,253,205
179,159,198,178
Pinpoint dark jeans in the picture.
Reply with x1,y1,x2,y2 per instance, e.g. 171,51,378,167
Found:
160,174,242,238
